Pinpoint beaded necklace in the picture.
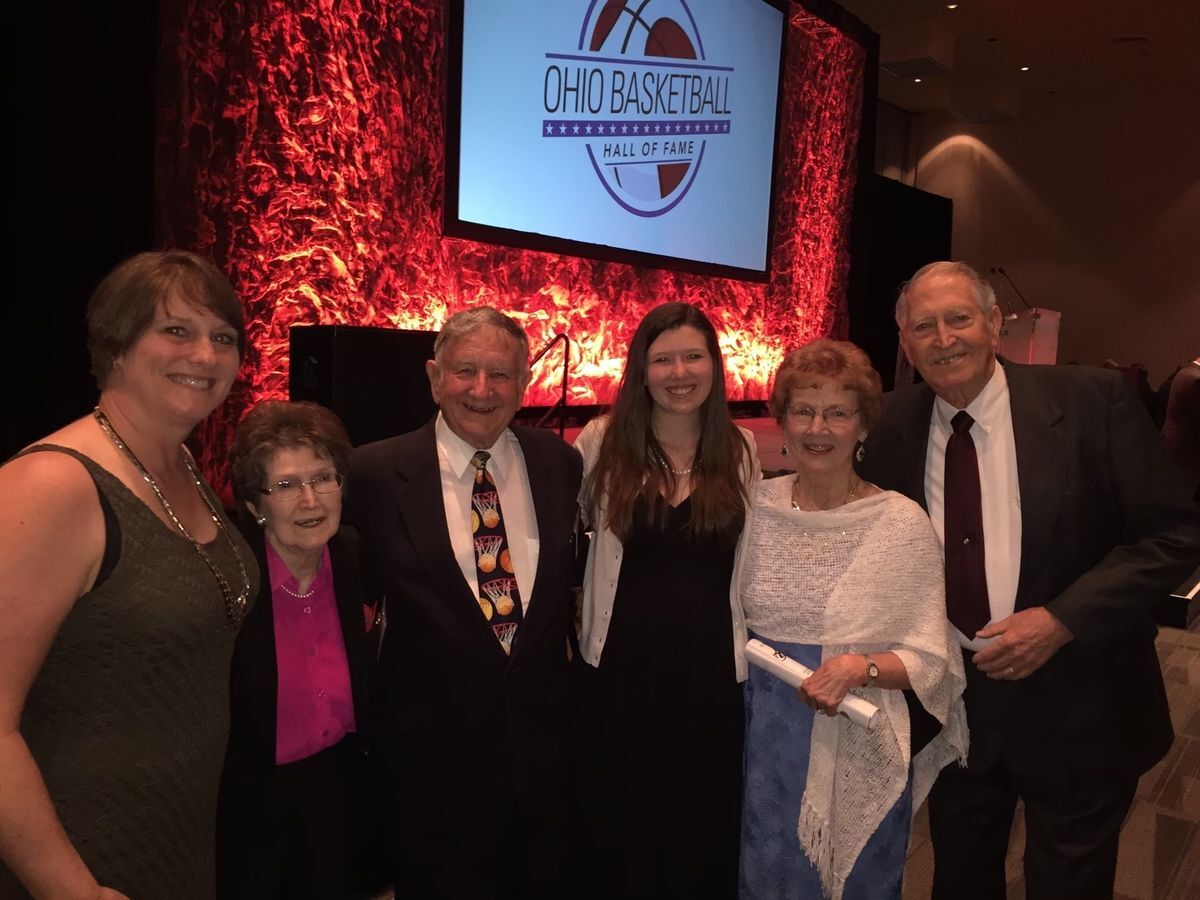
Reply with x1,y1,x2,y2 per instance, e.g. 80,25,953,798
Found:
94,407,250,625
649,441,697,477
278,581,316,599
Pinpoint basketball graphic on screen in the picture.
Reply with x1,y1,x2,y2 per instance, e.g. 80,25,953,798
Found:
585,0,706,208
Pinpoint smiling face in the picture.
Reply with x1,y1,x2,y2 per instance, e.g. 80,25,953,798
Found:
898,272,1002,409
644,325,715,421
782,380,866,480
248,445,342,573
109,295,241,428
427,325,529,449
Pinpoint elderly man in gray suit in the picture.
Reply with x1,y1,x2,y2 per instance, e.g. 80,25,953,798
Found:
859,261,1199,899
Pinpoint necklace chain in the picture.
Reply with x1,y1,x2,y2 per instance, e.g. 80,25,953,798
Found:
94,408,250,626
649,442,695,477
791,474,860,511
279,581,316,599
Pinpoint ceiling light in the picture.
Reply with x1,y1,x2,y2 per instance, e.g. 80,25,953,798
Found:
1020,65,1030,71
946,3,959,9
913,77,923,83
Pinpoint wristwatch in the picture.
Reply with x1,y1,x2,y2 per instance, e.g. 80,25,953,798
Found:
863,655,879,688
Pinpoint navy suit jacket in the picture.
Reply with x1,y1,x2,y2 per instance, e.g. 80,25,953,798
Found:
344,419,582,888
860,361,1200,780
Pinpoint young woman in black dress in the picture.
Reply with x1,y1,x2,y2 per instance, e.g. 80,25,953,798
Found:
575,302,759,900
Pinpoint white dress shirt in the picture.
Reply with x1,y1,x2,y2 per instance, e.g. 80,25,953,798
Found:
923,362,1022,650
435,413,539,612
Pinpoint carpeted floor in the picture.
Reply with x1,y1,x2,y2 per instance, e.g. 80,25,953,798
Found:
903,623,1200,899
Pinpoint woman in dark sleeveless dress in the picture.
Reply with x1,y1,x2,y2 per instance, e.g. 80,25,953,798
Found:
574,302,759,900
0,251,257,899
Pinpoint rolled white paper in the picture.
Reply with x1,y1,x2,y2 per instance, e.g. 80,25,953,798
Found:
745,638,879,730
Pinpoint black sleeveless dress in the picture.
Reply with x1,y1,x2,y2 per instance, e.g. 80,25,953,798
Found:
0,446,257,899
578,496,744,900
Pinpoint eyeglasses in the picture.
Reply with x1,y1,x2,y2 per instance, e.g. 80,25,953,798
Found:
785,405,860,426
259,472,344,500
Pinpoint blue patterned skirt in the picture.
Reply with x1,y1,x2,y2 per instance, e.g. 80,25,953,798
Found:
740,635,912,900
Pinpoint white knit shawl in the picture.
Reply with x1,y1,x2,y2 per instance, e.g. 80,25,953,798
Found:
732,479,969,900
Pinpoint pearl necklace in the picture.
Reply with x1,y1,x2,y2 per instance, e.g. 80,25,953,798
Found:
649,442,696,477
279,581,316,599
94,408,250,626
791,474,860,511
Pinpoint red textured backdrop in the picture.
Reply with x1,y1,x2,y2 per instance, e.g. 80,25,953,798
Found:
155,0,866,482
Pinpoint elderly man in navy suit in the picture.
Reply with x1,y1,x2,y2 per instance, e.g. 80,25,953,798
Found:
859,261,1199,899
345,307,581,900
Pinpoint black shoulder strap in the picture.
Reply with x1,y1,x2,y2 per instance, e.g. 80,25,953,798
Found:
13,444,123,589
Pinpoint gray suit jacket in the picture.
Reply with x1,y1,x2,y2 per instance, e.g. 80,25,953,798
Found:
860,361,1199,780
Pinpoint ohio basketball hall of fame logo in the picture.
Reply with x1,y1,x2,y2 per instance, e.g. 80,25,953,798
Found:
542,0,734,217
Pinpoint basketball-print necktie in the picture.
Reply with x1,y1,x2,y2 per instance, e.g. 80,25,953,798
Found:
944,411,991,637
470,451,523,655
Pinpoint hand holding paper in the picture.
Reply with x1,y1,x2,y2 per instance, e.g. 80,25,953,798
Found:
746,639,879,729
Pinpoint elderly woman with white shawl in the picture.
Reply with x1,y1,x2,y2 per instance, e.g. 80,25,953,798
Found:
734,340,968,900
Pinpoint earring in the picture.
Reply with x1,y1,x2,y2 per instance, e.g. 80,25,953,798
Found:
780,443,788,456
855,443,865,463
255,515,267,526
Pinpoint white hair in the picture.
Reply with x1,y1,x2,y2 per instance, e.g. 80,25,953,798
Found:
894,261,997,326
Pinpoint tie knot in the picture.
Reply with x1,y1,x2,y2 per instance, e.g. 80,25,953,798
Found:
951,411,974,435
470,451,491,471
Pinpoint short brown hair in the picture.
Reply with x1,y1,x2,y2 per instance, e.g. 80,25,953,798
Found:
87,250,246,388
770,339,883,431
230,401,353,508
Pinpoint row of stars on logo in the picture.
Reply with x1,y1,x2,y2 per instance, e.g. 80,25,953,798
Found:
542,120,731,137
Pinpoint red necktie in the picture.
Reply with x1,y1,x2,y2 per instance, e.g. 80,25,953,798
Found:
470,451,523,655
944,411,991,637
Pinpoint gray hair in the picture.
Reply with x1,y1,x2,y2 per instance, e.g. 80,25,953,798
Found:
894,261,997,326
433,307,530,362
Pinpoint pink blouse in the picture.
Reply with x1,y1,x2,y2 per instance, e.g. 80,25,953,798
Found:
267,542,357,765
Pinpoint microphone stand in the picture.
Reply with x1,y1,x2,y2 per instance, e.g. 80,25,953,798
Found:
989,267,1020,321
996,266,1035,309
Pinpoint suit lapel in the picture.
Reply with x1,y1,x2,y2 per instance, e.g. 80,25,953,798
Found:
392,422,497,642
328,531,372,739
1003,362,1067,604
870,385,936,511
245,528,279,758
510,427,560,660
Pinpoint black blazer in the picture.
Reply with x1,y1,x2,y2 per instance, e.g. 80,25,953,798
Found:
860,361,1200,780
215,525,382,896
344,420,583,885
222,525,377,764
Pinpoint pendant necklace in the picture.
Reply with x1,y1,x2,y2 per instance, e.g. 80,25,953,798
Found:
94,407,250,626
792,474,860,510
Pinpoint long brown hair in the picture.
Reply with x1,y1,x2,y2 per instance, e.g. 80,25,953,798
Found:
585,302,752,543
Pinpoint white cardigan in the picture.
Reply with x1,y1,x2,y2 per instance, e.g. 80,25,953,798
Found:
575,415,760,666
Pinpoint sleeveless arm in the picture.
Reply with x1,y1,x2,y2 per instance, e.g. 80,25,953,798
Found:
0,451,120,899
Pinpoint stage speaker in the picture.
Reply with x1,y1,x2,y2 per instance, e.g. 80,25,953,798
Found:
289,325,438,447
848,175,952,390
